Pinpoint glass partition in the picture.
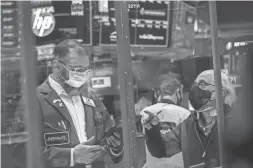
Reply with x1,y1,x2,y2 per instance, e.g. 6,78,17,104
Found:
2,1,253,168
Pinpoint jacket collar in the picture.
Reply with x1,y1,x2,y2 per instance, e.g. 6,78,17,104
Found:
159,98,176,105
37,77,90,98
48,75,67,96
37,78,53,95
38,77,96,141
38,79,76,130
37,78,84,141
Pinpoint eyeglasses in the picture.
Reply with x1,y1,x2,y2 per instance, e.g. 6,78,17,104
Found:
196,80,215,90
57,60,92,73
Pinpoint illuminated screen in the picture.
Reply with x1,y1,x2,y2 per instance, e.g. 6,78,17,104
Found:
34,1,91,46
1,1,21,59
91,77,112,89
99,0,170,47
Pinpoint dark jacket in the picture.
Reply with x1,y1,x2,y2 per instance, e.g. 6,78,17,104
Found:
145,110,231,168
11,79,123,168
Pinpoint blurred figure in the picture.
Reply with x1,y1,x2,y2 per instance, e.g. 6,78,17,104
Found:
225,44,253,168
142,69,236,168
140,73,190,168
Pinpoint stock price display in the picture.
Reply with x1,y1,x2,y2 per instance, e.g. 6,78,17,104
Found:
1,1,21,59
100,0,170,47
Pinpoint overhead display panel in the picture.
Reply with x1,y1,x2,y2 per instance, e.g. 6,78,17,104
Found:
99,0,170,47
1,1,22,60
32,0,92,46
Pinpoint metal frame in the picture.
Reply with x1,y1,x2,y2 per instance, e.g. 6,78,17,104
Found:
19,2,44,168
209,2,225,168
115,1,138,168
88,0,93,46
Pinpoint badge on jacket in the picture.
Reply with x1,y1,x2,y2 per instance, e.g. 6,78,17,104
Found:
44,132,70,146
82,96,96,107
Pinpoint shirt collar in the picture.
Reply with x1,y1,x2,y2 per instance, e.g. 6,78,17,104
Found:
48,75,67,96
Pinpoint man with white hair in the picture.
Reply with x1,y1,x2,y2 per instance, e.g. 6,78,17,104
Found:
140,73,190,168
142,70,236,168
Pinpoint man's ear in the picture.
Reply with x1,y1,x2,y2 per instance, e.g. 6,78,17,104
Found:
52,60,61,72
52,60,59,68
155,89,161,98
180,87,184,97
175,88,183,101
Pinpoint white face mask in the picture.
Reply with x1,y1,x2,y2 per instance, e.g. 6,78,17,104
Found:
65,70,91,88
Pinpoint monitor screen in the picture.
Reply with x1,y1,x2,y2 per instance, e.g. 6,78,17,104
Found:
33,0,92,46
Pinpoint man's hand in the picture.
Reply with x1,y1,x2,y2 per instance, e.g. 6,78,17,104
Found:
141,110,160,130
105,132,121,148
73,136,103,165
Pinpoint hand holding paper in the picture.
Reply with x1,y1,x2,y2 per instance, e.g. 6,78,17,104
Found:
140,110,160,130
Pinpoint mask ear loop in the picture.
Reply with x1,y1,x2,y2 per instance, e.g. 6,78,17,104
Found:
58,69,68,82
175,85,183,104
56,61,70,83
197,112,200,120
179,85,184,100
154,89,161,100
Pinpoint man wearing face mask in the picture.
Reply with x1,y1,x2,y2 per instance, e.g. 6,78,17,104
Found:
142,69,236,168
140,74,190,168
12,40,123,168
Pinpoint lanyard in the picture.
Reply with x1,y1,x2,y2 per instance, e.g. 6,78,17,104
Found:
194,123,217,158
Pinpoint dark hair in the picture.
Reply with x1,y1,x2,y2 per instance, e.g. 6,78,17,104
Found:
54,39,88,60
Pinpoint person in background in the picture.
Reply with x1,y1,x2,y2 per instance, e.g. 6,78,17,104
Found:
140,73,190,168
142,69,236,168
11,39,123,168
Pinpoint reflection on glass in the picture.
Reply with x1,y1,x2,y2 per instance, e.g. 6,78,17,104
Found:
3,1,251,168
35,1,92,46
1,2,27,168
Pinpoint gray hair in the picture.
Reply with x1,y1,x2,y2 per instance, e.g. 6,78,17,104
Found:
54,39,88,60
158,73,182,96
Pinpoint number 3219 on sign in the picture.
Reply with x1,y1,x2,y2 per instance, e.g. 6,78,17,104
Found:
128,2,140,9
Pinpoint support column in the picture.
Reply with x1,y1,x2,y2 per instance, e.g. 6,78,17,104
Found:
115,1,138,168
19,2,44,168
209,2,225,168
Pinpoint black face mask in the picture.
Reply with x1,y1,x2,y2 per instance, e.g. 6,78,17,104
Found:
189,84,212,110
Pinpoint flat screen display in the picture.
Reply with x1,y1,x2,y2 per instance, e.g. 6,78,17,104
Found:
99,0,170,47
91,76,112,89
33,0,92,46
1,1,21,59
